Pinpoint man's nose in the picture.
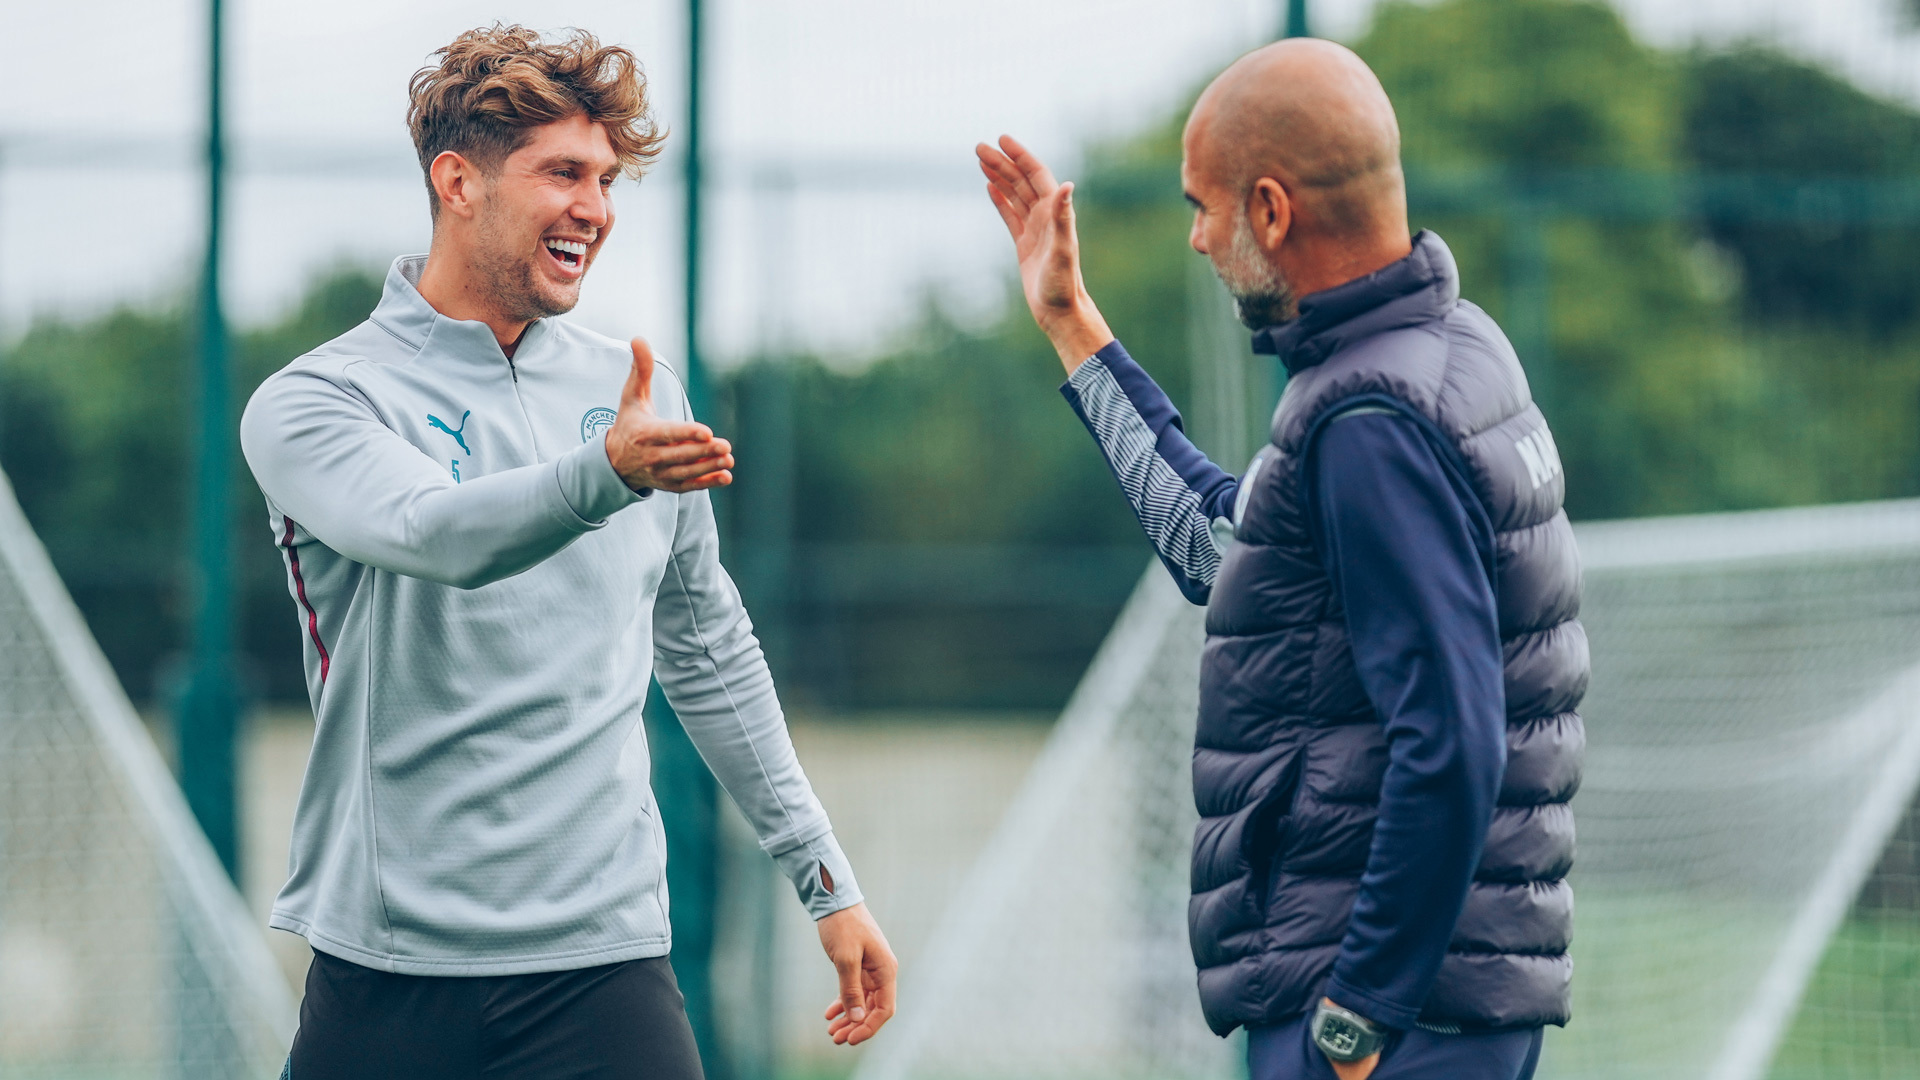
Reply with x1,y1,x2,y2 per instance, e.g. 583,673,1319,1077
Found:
1189,216,1210,256
573,189,611,230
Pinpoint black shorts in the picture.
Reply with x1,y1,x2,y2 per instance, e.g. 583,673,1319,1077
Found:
286,949,705,1080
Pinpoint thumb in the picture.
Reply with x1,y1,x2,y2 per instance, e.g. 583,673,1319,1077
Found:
623,337,656,413
1054,182,1077,243
835,950,867,1025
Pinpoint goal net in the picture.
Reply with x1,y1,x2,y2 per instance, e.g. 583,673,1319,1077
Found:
853,498,1920,1080
0,468,296,1080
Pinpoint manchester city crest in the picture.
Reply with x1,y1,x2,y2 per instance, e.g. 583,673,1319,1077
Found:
580,407,618,443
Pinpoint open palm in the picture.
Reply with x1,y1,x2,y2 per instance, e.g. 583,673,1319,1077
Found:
976,135,1086,328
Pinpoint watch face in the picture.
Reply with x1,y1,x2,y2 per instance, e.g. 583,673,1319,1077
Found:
1321,1018,1362,1056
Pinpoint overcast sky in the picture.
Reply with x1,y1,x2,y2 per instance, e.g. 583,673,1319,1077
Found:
6,0,1918,363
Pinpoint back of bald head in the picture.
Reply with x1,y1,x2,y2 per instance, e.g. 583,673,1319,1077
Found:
1187,39,1405,237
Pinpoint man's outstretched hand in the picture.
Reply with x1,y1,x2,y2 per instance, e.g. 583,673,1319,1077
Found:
605,338,734,493
819,902,898,1046
975,134,1114,373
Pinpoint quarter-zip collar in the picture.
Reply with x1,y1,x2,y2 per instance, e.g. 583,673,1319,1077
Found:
1250,230,1460,375
371,254,555,371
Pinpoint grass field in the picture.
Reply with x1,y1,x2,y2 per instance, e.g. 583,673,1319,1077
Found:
1531,893,1920,1080
1768,916,1920,1080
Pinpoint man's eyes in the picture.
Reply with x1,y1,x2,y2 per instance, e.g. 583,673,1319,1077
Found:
549,169,615,187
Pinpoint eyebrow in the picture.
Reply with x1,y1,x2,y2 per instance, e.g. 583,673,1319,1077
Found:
532,154,619,175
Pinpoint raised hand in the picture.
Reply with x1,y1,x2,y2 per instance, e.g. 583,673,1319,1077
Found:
975,134,1113,372
818,902,898,1046
605,337,734,493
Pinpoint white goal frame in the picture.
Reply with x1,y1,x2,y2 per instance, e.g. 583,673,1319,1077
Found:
0,467,296,1071
859,498,1920,1080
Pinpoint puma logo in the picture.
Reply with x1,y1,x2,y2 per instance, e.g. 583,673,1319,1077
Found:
428,411,471,456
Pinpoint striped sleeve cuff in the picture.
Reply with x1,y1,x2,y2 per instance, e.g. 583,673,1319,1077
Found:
1062,349,1223,598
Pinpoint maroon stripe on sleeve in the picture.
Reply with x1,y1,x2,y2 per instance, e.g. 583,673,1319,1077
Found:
280,516,331,683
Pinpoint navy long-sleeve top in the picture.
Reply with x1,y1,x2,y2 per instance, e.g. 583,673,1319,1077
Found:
1062,339,1506,1030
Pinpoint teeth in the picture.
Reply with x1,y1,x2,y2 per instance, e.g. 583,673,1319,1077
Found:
545,239,588,255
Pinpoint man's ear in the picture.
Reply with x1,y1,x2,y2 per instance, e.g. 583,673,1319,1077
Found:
429,150,483,221
1247,176,1293,255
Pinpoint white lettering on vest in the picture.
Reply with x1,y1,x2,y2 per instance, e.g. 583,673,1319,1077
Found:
1514,425,1564,490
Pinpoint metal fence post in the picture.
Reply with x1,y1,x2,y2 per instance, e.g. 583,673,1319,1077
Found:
177,0,241,882
661,0,726,1075
1284,0,1311,39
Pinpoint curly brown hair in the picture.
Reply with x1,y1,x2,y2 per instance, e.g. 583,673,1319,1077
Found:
408,24,666,216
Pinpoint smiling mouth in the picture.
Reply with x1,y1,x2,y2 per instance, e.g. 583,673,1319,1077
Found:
543,237,588,272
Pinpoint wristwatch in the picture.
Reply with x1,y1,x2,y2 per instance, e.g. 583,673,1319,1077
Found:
1311,999,1388,1063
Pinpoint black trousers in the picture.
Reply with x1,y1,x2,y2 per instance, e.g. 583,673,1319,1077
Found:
1248,1013,1543,1080
286,949,705,1080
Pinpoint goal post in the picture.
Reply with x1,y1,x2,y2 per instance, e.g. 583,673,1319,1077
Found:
0,466,296,1078
854,566,1228,1080
855,498,1920,1080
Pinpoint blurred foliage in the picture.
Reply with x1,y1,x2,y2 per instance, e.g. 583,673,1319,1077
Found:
1361,0,1736,519
1361,0,1920,518
1684,46,1920,333
1368,0,1676,171
733,304,1135,547
0,269,383,702
8,0,1920,707
1337,0,1912,520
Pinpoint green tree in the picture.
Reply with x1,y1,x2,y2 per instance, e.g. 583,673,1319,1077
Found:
1357,0,1920,516
1358,0,1760,519
1366,0,1675,172
15,0,1920,709
1684,46,1920,333
0,267,382,701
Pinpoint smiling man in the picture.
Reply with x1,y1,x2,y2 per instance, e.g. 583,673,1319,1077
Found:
241,26,894,1080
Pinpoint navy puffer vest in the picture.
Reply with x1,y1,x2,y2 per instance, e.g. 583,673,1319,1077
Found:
1189,231,1586,1035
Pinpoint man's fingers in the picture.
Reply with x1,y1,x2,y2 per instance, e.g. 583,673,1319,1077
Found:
826,952,897,1046
981,167,1037,232
634,422,715,448
654,454,735,483
999,133,1059,194
623,337,656,412
848,997,894,1044
872,966,897,1022
986,183,1026,240
833,953,867,1030
849,957,897,1043
632,445,729,480
975,144,1026,192
644,434,729,463
656,470,731,494
989,134,1051,207
976,154,1025,202
978,156,1037,223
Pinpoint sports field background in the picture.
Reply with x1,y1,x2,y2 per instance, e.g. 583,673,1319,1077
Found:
11,0,1920,1077
161,707,1051,1079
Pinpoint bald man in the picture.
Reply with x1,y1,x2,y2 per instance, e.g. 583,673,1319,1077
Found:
979,40,1583,1080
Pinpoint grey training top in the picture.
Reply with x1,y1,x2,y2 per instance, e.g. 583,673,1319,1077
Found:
240,255,860,976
